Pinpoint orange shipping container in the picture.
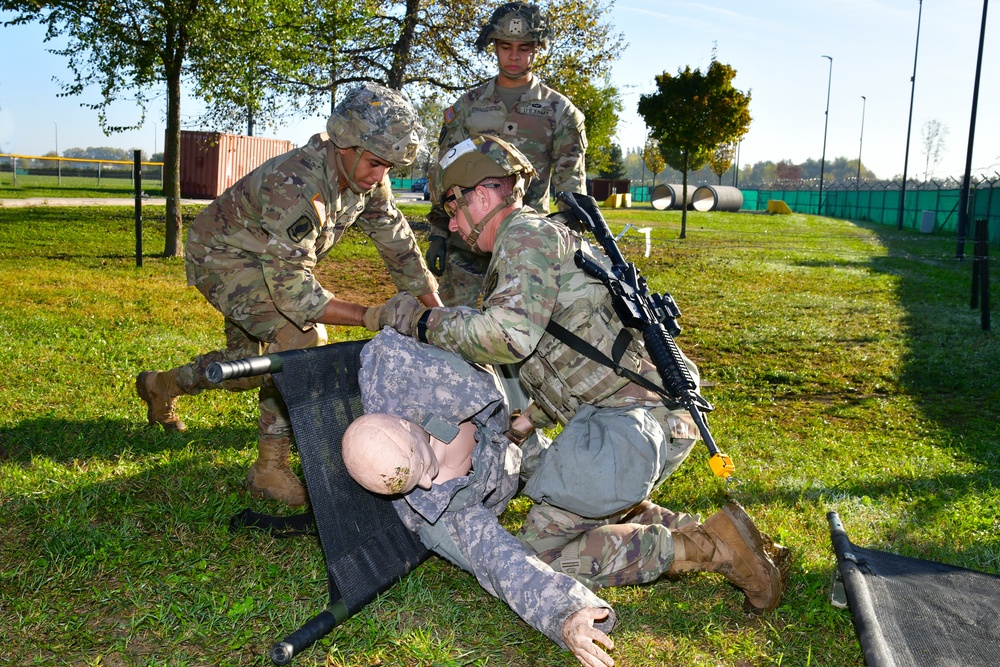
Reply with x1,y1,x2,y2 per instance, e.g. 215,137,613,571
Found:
179,131,296,199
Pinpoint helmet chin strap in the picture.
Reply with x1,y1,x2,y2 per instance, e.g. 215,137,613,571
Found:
450,176,526,251
334,146,370,194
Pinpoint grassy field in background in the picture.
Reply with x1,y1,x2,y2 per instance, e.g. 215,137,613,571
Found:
1,201,998,666
0,173,164,199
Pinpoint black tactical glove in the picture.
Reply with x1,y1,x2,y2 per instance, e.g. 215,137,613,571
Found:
426,235,448,277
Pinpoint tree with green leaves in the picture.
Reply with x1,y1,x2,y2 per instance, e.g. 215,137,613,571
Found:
598,143,626,180
2,0,242,256
643,137,665,187
638,59,751,237
197,0,625,173
710,141,736,184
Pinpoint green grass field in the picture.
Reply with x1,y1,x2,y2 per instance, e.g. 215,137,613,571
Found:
0,172,164,199
1,201,997,666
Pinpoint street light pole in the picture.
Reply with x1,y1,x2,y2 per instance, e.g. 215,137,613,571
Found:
956,0,990,259
898,0,923,230
54,121,61,186
818,55,833,216
857,96,867,190
856,96,866,219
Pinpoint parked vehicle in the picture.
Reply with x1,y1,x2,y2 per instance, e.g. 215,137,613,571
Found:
410,177,428,192
422,181,430,201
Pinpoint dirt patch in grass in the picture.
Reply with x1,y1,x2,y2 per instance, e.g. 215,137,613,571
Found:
314,256,397,305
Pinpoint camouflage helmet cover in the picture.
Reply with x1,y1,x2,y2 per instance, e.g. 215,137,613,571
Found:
439,134,536,195
475,2,550,52
326,82,425,166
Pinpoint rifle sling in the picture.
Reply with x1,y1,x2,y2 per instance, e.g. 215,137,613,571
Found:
544,320,680,410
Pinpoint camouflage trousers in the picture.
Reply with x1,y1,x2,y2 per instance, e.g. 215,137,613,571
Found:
174,276,328,439
516,500,701,590
438,244,490,308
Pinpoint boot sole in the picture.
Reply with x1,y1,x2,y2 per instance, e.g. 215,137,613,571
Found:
721,501,784,612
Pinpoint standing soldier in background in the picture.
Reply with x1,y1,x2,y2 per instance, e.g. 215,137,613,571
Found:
136,82,442,507
426,1,588,308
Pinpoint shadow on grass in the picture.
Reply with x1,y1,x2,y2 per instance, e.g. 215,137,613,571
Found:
0,417,255,463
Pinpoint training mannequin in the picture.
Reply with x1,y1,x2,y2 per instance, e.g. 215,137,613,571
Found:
343,414,477,494
343,328,616,667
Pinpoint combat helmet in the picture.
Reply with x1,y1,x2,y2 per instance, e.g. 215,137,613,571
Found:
475,2,550,52
327,82,424,192
438,134,536,249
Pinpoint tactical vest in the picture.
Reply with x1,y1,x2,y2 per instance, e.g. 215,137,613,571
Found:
519,243,646,426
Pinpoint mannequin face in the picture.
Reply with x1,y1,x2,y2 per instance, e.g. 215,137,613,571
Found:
409,433,440,490
495,39,538,85
342,413,477,495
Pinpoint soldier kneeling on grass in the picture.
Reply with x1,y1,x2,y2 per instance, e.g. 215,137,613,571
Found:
361,135,789,666
136,82,442,507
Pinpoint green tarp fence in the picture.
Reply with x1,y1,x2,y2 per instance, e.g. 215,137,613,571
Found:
620,182,999,246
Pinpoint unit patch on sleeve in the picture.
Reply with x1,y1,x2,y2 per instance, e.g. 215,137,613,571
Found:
443,106,456,125
287,216,314,243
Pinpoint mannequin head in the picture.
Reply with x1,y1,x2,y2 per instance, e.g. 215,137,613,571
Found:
342,413,477,495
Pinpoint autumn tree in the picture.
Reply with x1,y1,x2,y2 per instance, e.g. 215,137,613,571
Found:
642,137,666,187
638,59,751,237
776,160,804,182
709,142,736,184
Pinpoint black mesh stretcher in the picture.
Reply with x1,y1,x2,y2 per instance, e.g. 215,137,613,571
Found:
209,340,431,665
827,511,1000,667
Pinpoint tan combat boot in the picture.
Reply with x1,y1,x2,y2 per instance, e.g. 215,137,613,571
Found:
669,500,785,612
245,436,308,507
136,369,187,432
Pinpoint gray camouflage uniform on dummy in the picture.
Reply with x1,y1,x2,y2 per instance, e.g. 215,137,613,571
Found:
135,82,437,507
381,135,785,613
357,329,614,650
426,2,587,308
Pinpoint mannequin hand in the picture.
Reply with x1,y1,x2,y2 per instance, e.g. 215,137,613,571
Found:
363,306,382,332
379,292,426,336
426,235,448,276
562,607,615,667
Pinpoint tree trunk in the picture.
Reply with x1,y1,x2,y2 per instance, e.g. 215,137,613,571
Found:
161,14,188,258
162,65,184,257
386,0,421,89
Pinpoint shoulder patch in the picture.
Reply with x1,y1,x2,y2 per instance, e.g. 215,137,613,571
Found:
443,106,456,125
287,215,314,244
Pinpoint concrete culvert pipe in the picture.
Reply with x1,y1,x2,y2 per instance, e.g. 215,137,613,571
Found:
650,183,694,211
692,185,744,212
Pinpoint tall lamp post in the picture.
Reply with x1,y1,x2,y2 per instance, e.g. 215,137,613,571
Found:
856,96,867,219
956,0,990,259
898,0,924,229
856,96,867,190
54,121,61,186
818,55,833,216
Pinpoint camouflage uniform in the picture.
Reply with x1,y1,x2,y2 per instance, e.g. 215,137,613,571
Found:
177,131,437,440
358,329,615,649
428,77,587,307
422,208,705,589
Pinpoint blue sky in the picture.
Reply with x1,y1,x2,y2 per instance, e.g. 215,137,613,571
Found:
1,0,997,181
